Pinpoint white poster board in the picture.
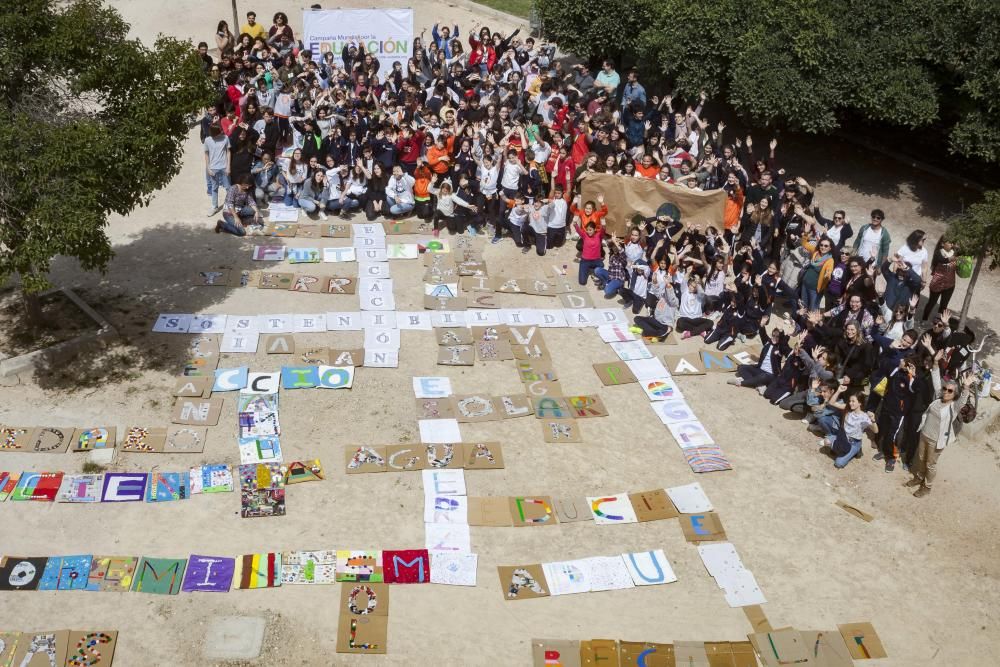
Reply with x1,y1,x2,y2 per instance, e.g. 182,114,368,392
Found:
302,8,414,71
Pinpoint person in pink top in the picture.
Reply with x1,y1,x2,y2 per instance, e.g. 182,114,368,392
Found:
572,193,607,284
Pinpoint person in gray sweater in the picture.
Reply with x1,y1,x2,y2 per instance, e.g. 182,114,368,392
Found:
632,288,679,340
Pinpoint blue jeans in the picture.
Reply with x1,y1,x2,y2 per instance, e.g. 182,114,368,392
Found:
834,437,862,468
800,283,821,311
281,177,302,206
593,268,623,297
579,258,604,285
816,411,840,437
297,197,324,213
327,197,361,212
386,195,414,216
206,170,230,208
220,206,256,236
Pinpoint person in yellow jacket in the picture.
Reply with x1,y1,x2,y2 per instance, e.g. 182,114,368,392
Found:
799,235,835,310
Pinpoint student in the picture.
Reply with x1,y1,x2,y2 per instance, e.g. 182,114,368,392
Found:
821,386,878,469
251,152,281,207
385,165,417,216
429,176,477,235
728,324,790,389
675,276,713,338
575,216,605,286
594,233,627,297
280,148,308,206
413,160,435,220
525,198,552,256
217,176,263,236
546,183,570,248
297,170,330,220
502,194,530,248
203,124,231,216
633,283,679,340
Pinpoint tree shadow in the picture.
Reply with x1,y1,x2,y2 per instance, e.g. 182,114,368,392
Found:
707,105,985,220
30,222,286,392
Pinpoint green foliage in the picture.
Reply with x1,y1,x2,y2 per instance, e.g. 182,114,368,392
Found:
536,0,651,63
540,0,1000,163
948,190,1000,270
0,0,214,294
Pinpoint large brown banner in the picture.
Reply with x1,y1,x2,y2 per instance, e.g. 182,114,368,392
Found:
580,173,726,235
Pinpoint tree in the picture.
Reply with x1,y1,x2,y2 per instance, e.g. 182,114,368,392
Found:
0,0,214,324
540,0,1000,164
946,190,1000,331
535,0,651,66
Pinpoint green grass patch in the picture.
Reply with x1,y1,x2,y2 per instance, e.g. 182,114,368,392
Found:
472,0,533,19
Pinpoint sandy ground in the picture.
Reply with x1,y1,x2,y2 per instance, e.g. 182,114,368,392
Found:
1,2,999,666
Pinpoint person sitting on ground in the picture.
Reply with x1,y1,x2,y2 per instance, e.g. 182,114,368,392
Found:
675,275,714,339
217,175,263,236
821,385,878,469
633,276,680,340
728,322,790,389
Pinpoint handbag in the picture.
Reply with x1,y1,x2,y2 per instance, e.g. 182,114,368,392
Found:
959,395,977,424
929,264,955,293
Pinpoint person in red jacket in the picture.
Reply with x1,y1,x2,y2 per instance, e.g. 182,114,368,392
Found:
469,27,496,74
572,193,608,285
395,122,424,175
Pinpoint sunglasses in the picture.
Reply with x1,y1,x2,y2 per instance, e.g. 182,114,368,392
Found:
943,388,956,393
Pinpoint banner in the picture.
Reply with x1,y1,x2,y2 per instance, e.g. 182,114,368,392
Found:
580,173,726,235
302,9,414,71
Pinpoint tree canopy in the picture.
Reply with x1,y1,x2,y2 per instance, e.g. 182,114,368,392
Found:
0,0,214,299
945,189,999,329
538,0,1000,164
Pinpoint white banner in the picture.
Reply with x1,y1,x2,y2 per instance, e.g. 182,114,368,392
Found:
302,8,414,71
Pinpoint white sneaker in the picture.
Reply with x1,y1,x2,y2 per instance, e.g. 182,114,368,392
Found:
726,377,743,386
319,211,328,221
756,386,767,396
206,205,220,217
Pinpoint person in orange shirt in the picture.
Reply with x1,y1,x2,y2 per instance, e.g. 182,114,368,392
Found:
634,154,660,179
426,133,455,177
412,159,434,221
724,176,745,245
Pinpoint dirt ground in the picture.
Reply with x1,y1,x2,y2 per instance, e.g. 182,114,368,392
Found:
1,2,998,666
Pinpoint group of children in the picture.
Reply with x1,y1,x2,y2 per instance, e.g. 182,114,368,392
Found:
199,14,980,496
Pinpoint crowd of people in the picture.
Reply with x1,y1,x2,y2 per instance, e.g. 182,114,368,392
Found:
196,11,983,496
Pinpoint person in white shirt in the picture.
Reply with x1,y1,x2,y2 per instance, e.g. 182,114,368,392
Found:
429,177,477,236
546,184,569,248
896,229,929,285
525,199,552,256
675,276,714,338
476,154,501,232
851,209,892,266
494,193,529,247
499,149,527,200
385,165,416,216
